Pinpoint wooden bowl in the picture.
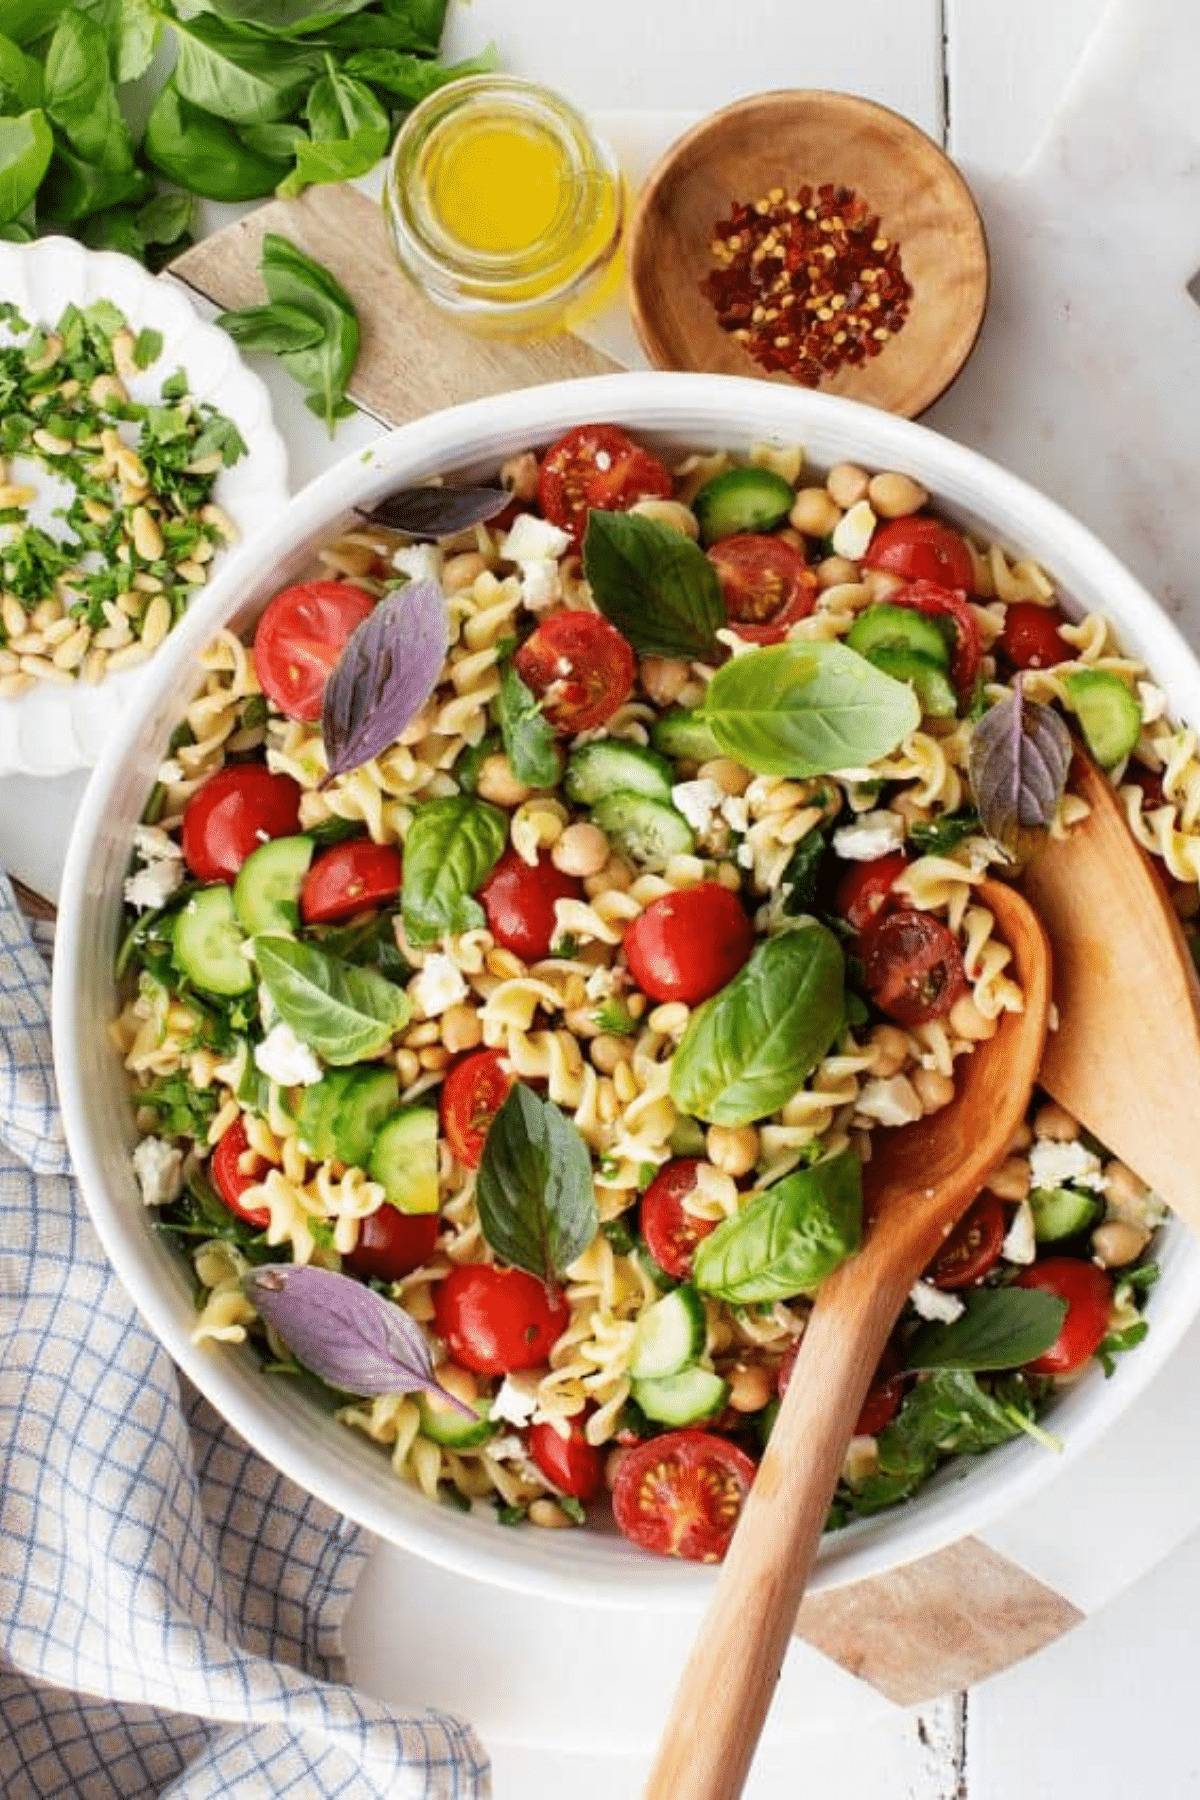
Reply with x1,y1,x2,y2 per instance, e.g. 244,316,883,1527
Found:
628,91,989,418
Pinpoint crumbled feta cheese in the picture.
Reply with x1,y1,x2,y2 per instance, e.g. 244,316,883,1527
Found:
157,757,185,785
254,1022,322,1087
393,542,442,585
489,1375,539,1429
831,499,877,561
1137,681,1167,725
517,558,560,611
501,513,572,565
843,1434,881,1485
411,952,467,1018
715,627,757,658
124,859,184,912
671,778,725,835
833,810,905,862
720,793,750,835
1001,1198,1037,1265
213,1041,249,1092
855,1074,923,1128
133,1135,183,1208
1028,1138,1107,1193
132,823,183,864
584,965,617,1002
736,841,755,869
909,1280,965,1324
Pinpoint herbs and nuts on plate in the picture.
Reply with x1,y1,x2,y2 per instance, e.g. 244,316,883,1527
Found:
114,423,1176,1561
0,295,245,697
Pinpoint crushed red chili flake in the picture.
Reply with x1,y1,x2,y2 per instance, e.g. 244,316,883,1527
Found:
701,182,911,387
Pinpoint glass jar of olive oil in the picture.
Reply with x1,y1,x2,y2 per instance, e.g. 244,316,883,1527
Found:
383,75,624,338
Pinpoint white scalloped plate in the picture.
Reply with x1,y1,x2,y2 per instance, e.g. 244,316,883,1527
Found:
0,237,289,778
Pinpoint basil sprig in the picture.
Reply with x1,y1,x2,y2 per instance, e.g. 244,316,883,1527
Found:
255,933,411,1065
670,923,845,1126
217,233,359,433
904,1286,1068,1373
401,795,507,946
846,1371,1046,1514
693,1151,862,1303
476,1084,598,1284
698,640,920,777
497,660,558,788
583,510,725,660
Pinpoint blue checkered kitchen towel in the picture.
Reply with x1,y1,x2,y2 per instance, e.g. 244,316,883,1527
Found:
0,875,490,1799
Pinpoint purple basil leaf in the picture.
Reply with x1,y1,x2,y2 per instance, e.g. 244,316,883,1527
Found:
357,484,510,539
321,579,449,783
245,1264,474,1413
968,678,1072,860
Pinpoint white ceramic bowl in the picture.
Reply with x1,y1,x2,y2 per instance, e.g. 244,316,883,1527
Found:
53,372,1200,1610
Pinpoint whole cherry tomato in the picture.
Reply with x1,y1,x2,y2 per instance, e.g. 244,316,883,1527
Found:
640,1158,718,1280
344,1207,439,1282
514,611,636,733
1014,1258,1113,1375
253,580,375,721
300,841,403,924
433,1265,570,1376
707,535,818,643
889,579,982,692
181,764,302,883
538,423,672,546
479,848,583,963
834,851,909,935
210,1118,270,1228
611,1430,757,1562
998,601,1069,671
861,906,967,1026
528,1416,604,1502
927,1194,1007,1290
624,883,754,1005
865,518,975,593
439,1049,515,1170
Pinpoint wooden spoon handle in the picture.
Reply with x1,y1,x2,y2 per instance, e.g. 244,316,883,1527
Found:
644,1261,905,1800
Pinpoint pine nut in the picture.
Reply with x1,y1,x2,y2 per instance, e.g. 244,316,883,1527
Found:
0,650,17,675
82,648,108,684
115,445,148,487
19,655,73,685
43,616,77,645
201,502,238,543
26,332,61,373
1,594,25,638
0,483,35,509
106,641,151,672
133,572,163,593
528,1499,575,1529
186,452,224,477
31,427,72,456
140,594,172,650
52,626,91,670
111,329,138,381
9,631,45,655
131,505,164,561
175,559,208,585
0,673,34,697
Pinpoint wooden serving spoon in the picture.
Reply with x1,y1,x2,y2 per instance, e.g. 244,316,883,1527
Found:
647,879,1051,1800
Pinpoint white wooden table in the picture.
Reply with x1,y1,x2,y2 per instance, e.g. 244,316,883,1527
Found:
10,2,1199,1794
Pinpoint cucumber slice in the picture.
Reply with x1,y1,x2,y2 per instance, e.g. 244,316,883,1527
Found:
693,467,794,545
368,1106,439,1214
333,1066,400,1167
417,1391,497,1449
1062,670,1142,768
629,1285,706,1380
591,791,695,866
565,740,673,808
1030,1184,1102,1243
866,646,958,720
650,707,722,763
633,1366,729,1426
846,602,952,667
173,886,253,997
296,1069,358,1159
233,834,313,935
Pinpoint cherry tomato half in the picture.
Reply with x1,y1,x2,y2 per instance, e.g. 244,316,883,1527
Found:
181,764,302,883
998,601,1069,671
624,883,754,1006
1014,1258,1113,1375
514,611,636,734
300,841,403,924
254,580,375,722
834,851,909,935
479,848,583,963
861,906,967,1027
538,423,672,546
927,1194,1007,1290
889,579,982,692
707,535,818,644
440,1049,515,1170
344,1207,439,1282
611,1429,757,1562
776,1339,904,1437
433,1265,570,1376
865,517,975,594
528,1416,604,1502
210,1118,270,1228
640,1158,718,1280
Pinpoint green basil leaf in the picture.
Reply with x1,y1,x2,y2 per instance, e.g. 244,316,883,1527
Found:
848,1371,1040,1512
401,794,507,946
0,34,43,109
0,110,52,229
217,302,326,354
44,10,133,172
344,42,499,106
779,826,830,916
669,922,845,1125
254,933,411,1065
497,661,558,788
281,62,390,193
77,0,161,82
583,510,725,660
699,641,920,778
907,807,980,856
144,80,292,202
905,1287,1068,1373
173,15,322,125
476,1083,598,1283
188,0,378,33
239,121,310,160
6,0,68,48
258,231,358,432
693,1150,862,1303
40,146,150,225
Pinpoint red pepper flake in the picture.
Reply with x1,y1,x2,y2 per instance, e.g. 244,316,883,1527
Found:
702,182,911,387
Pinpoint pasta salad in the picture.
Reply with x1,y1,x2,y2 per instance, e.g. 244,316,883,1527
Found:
113,424,1175,1563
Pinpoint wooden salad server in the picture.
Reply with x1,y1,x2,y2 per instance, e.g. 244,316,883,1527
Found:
1022,753,1200,1232
646,879,1052,1800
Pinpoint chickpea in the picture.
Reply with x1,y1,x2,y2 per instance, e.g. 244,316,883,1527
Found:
1092,1220,1149,1269
706,1122,759,1178
726,1362,774,1413
584,854,633,897
988,1156,1032,1202
912,1067,955,1113
528,1498,575,1529
1033,1100,1079,1142
500,449,539,502
863,568,903,602
630,497,699,539
553,821,610,878
1103,1160,1150,1219
697,757,750,797
948,993,998,1042
789,487,842,538
867,471,928,519
826,463,870,509
475,752,531,808
441,1003,482,1055
868,1023,910,1078
441,551,487,594
419,1045,451,1072
815,554,860,591
640,655,690,706
591,1033,633,1075
1006,1121,1034,1154
394,1048,421,1086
